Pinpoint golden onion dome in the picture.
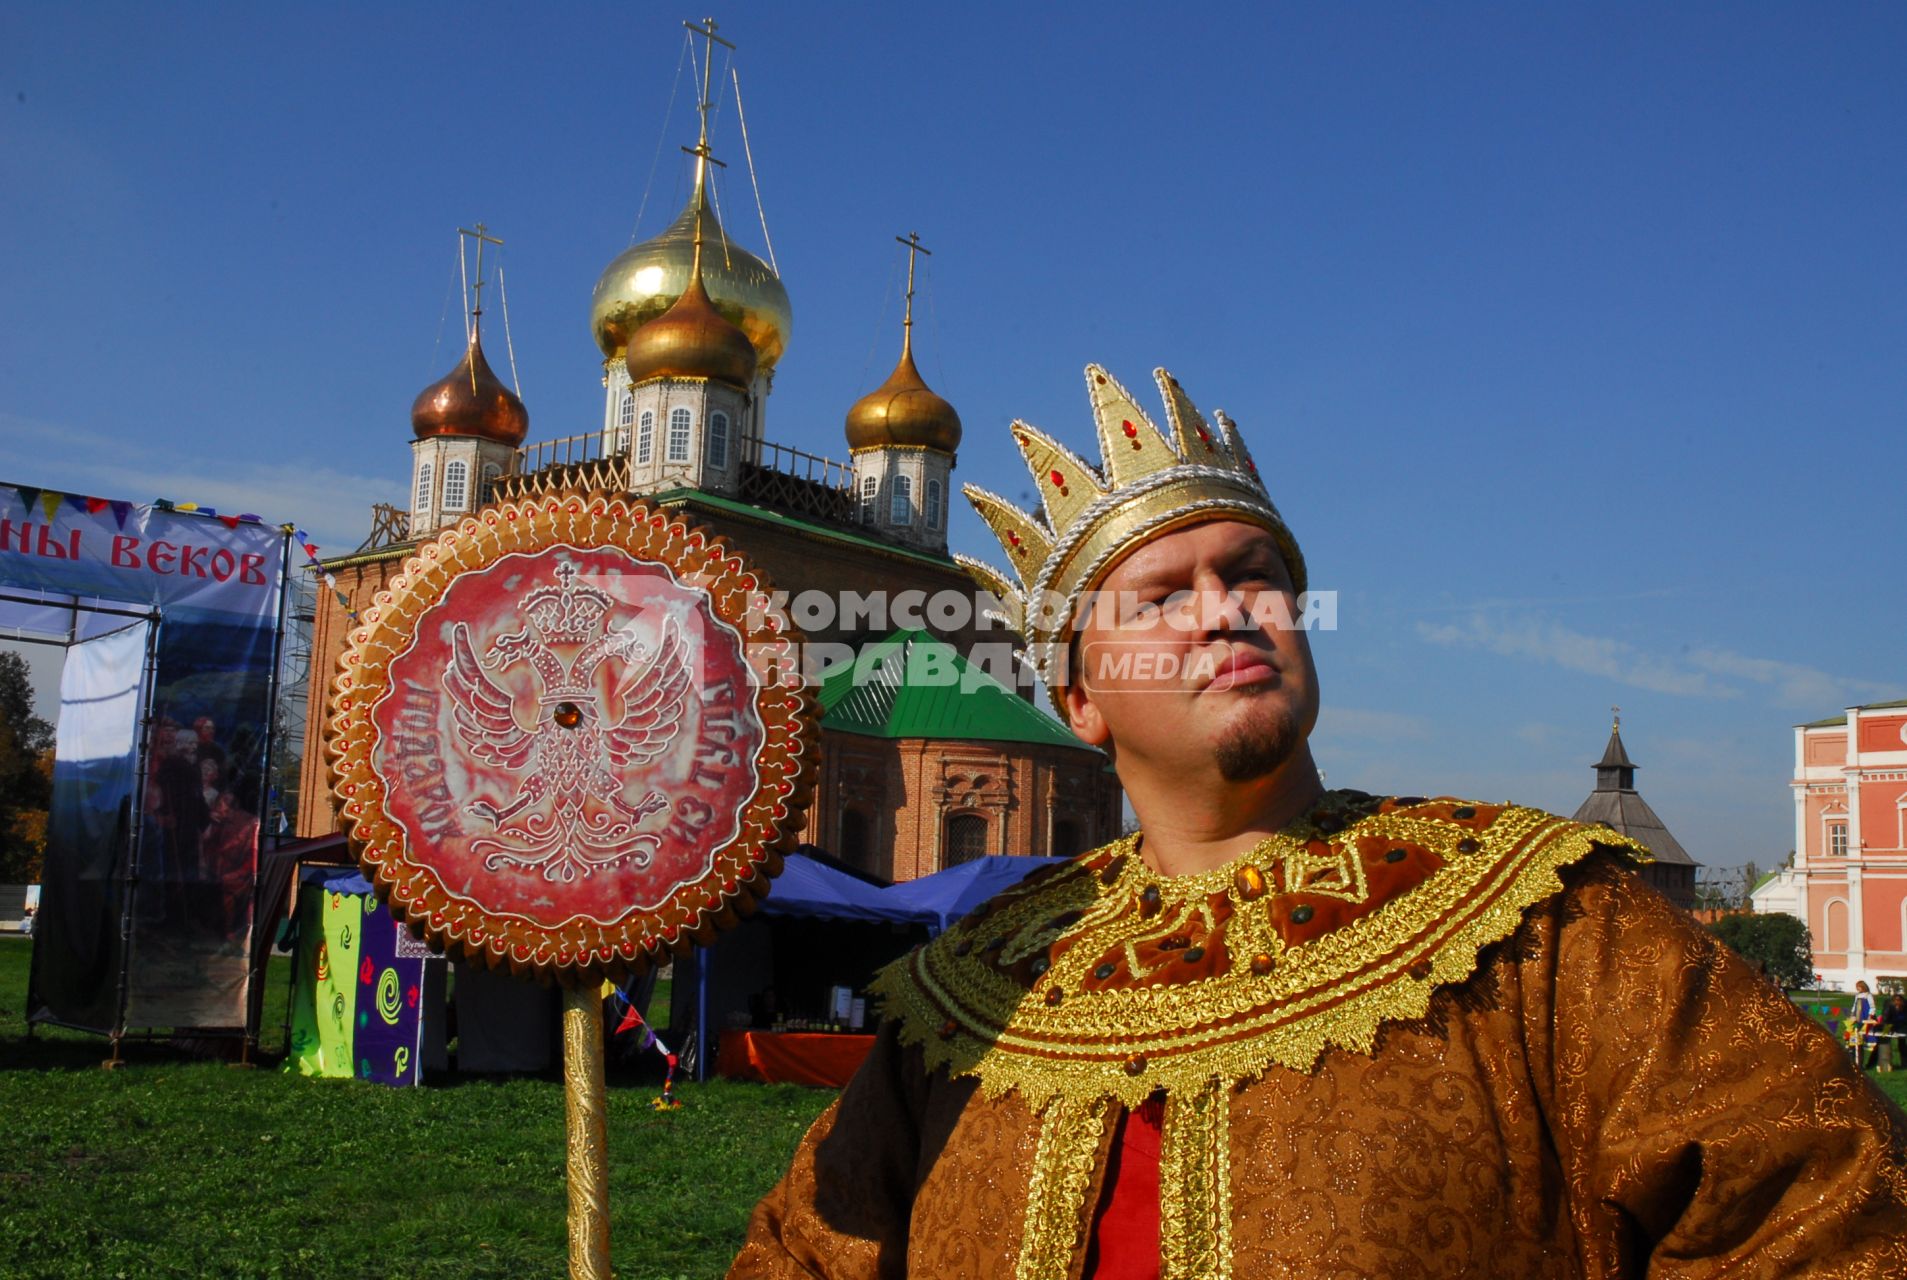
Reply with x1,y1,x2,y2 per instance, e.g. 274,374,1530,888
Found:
845,342,962,453
590,188,790,370
624,264,759,389
411,332,529,446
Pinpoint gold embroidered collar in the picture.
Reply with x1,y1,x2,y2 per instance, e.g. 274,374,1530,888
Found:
872,793,1647,1108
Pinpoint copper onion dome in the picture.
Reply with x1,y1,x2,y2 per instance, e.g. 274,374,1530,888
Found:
845,342,962,453
590,187,791,370
624,228,760,390
411,332,529,446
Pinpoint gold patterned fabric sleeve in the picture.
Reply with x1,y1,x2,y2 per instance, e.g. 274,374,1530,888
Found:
728,1020,933,1279
1531,855,1907,1277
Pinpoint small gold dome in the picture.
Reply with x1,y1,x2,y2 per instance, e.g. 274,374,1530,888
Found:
590,188,790,370
845,344,962,453
411,333,528,446
624,267,760,389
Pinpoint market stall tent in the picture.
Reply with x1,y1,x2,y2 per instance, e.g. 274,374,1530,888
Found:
673,850,1055,1077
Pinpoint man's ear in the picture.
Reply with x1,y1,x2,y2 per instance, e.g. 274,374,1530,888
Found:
1061,679,1110,748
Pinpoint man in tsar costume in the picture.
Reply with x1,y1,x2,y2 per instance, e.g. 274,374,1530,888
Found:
730,366,1907,1278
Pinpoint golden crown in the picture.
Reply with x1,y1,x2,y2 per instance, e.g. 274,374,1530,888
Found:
958,364,1306,691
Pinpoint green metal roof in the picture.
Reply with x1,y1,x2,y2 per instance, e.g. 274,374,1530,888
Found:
1799,699,1907,729
818,629,1098,752
652,489,958,569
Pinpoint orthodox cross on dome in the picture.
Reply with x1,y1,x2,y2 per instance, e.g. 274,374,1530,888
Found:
456,221,504,393
896,231,931,355
1611,704,1621,732
683,16,735,197
458,221,504,333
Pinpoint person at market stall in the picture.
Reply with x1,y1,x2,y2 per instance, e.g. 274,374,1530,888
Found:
729,364,1907,1279
1881,995,1907,1073
1852,980,1883,1070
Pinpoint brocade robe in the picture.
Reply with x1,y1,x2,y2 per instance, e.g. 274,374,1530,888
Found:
731,795,1907,1279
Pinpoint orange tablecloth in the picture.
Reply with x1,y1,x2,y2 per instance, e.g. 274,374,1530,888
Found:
717,1030,876,1088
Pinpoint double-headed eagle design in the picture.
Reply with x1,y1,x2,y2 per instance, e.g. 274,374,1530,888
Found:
442,562,693,883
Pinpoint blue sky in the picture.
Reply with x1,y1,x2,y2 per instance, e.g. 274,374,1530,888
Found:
4,2,1902,869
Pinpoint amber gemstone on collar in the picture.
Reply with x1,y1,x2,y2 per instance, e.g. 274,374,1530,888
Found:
1044,987,1064,1007
1457,837,1480,854
1249,952,1275,976
1138,884,1162,916
1123,1054,1147,1076
1234,864,1268,900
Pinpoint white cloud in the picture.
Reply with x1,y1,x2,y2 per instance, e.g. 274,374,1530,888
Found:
1685,647,1896,710
1417,614,1732,697
0,412,400,551
1416,612,1890,709
1314,706,1433,742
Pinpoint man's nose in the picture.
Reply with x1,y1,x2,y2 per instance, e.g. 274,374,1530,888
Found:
1190,572,1250,635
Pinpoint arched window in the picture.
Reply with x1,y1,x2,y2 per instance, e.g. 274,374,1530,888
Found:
635,410,655,464
481,462,501,493
925,478,943,530
707,411,730,469
891,474,913,525
619,392,635,428
839,809,869,869
1824,899,1850,953
945,813,988,867
442,459,469,511
414,461,434,512
667,406,693,462
1052,819,1083,860
860,476,877,523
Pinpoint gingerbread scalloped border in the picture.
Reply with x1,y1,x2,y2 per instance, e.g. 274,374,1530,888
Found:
324,492,816,986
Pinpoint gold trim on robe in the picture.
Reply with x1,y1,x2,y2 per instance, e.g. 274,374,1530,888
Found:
871,794,1653,1278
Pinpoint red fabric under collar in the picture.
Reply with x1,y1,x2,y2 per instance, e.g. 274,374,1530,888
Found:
1084,1095,1163,1279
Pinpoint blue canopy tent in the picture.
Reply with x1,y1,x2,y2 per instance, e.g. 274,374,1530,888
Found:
677,852,1054,1079
884,855,1055,933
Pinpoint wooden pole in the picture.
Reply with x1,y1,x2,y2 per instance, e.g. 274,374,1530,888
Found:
561,984,611,1279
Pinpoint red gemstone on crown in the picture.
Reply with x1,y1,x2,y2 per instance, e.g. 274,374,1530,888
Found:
1049,470,1066,487
1122,421,1138,438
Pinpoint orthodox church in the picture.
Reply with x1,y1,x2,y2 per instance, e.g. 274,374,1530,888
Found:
295,33,1120,880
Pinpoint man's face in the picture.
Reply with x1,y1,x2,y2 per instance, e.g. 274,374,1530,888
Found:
1061,520,1319,784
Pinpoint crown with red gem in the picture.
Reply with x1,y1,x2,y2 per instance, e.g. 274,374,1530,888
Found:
958,364,1305,695
522,561,613,647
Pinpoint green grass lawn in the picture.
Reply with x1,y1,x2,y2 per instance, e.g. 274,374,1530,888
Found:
5,936,1906,1280
0,936,829,1279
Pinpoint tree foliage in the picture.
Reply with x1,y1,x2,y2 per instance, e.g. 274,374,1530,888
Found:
1708,911,1814,990
0,651,54,881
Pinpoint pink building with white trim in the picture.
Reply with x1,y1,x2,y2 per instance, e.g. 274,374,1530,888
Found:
1790,699,1907,990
